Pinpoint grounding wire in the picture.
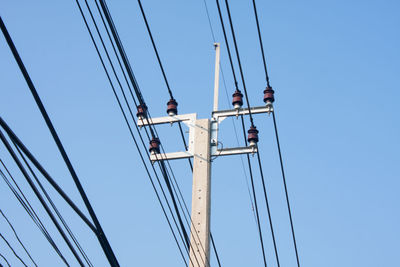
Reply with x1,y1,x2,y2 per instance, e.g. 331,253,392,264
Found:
0,161,68,265
0,209,38,267
215,0,239,90
13,142,93,267
202,0,217,44
74,1,190,265
0,16,118,267
0,232,27,267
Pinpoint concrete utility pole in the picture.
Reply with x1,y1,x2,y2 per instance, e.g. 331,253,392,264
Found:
138,43,272,267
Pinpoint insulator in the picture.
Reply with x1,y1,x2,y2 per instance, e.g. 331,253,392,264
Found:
263,86,275,105
247,126,259,147
232,89,243,109
136,104,147,120
166,98,178,116
149,137,161,154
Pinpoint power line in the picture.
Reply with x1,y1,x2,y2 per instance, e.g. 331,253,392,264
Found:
272,112,301,267
0,209,38,267
136,0,173,99
214,1,272,266
222,0,255,126
215,0,239,89
249,1,301,265
214,1,284,266
0,118,96,233
0,232,28,267
255,150,281,267
0,129,84,266
83,0,193,257
13,143,93,267
136,0,192,171
74,1,191,265
0,15,119,267
251,0,271,86
239,117,268,267
0,253,10,267
223,0,284,264
202,0,257,227
0,160,69,265
136,2,224,265
89,3,207,266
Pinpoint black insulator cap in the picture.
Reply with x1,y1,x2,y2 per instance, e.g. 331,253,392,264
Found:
232,89,243,108
136,104,148,118
247,126,259,145
167,98,178,116
263,86,275,104
149,137,161,154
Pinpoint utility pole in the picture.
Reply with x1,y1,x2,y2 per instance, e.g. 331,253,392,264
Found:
138,43,273,267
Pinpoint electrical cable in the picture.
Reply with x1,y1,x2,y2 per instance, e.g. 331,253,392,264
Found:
222,0,255,126
136,0,193,171
0,130,83,266
249,1,301,264
203,0,257,226
255,149,281,267
133,2,213,261
215,0,239,90
136,0,173,100
74,2,191,265
0,232,28,267
0,118,96,233
251,0,271,87
0,253,10,267
0,209,38,267
86,2,207,266
212,1,258,221
84,0,193,254
215,1,272,266
0,160,69,266
0,15,119,267
221,79,257,225
239,117,268,267
202,0,217,43
217,2,284,266
272,111,301,267
13,143,93,267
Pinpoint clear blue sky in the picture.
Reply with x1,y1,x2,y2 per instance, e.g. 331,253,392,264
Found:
0,0,399,266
